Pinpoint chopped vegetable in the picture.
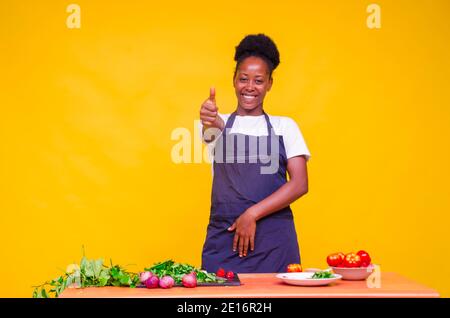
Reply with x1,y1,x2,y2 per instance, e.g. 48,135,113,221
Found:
311,270,335,279
145,260,225,285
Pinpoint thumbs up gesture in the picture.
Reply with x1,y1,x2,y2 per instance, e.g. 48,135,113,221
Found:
200,87,224,131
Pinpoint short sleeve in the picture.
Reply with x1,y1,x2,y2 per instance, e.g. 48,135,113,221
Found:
281,117,311,161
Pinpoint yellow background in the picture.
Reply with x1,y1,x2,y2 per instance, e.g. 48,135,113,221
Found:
1,0,449,297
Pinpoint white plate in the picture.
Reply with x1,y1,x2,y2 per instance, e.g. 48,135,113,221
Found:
276,272,342,286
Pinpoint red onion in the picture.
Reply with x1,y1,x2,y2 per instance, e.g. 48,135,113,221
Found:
182,273,197,288
139,271,152,284
159,276,175,289
145,275,159,289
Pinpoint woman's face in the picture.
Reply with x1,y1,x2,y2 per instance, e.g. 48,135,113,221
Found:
233,56,273,114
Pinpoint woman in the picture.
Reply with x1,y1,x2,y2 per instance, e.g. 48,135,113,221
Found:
199,34,311,273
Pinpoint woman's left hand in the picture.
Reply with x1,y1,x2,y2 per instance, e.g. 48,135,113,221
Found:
228,208,257,257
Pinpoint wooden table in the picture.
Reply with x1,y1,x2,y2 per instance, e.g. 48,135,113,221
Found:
59,272,439,298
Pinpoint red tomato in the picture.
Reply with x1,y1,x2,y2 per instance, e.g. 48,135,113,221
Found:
216,268,225,278
343,253,362,267
287,264,303,272
327,253,344,267
357,250,372,267
225,271,235,279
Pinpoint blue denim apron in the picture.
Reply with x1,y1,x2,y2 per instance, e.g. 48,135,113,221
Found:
201,111,300,273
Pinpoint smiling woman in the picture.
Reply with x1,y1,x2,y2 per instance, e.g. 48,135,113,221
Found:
199,34,311,274
232,35,279,115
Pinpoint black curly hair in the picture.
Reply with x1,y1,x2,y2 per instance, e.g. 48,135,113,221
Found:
233,33,280,79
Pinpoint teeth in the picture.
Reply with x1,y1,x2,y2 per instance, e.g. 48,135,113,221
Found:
242,94,256,99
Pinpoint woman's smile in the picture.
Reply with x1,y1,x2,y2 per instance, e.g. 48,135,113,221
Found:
241,92,258,103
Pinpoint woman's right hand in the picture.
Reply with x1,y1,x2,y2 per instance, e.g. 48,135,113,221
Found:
200,87,224,131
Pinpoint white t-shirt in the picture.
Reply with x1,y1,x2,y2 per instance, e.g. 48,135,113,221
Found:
200,113,311,163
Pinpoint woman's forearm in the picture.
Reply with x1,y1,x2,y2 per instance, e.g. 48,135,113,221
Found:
249,178,308,221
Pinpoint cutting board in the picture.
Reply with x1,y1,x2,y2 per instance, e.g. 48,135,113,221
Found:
137,274,241,287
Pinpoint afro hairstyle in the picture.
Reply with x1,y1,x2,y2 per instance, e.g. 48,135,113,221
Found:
234,33,280,78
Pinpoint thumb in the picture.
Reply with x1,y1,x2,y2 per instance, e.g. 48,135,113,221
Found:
228,222,236,231
209,86,216,103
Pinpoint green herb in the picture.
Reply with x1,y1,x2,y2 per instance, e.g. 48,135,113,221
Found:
33,254,225,298
145,260,225,285
32,248,139,298
311,270,334,279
